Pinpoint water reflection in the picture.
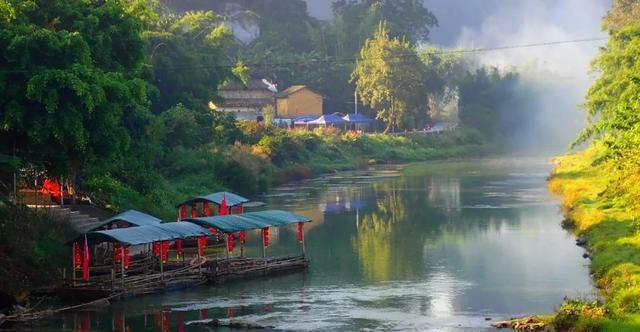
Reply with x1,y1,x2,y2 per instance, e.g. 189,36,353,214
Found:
37,159,592,331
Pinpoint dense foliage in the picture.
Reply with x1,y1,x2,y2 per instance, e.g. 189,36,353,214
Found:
548,1,640,330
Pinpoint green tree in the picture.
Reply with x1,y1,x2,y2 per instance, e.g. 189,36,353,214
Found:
0,0,150,177
573,23,640,149
351,22,426,133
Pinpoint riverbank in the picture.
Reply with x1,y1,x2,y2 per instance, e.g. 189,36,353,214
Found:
545,144,640,331
87,127,493,220
0,128,493,303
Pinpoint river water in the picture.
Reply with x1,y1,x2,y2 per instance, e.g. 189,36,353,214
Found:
33,158,592,331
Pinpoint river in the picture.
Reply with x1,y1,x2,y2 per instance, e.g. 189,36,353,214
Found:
33,158,592,331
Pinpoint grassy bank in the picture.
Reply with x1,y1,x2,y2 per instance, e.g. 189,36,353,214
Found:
0,205,75,300
547,144,640,331
88,126,492,220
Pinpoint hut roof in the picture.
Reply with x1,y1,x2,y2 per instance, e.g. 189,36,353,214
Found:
183,210,311,233
80,210,162,234
72,222,212,246
176,192,250,208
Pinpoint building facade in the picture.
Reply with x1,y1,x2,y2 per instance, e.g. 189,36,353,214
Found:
218,79,276,121
276,86,323,118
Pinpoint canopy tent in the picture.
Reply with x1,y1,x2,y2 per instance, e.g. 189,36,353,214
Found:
176,191,249,208
342,113,371,123
81,210,162,234
71,222,212,246
183,210,311,233
292,115,317,125
305,114,346,126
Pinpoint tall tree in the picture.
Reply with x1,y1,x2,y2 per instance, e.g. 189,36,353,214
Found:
0,0,150,176
602,0,640,31
351,22,426,133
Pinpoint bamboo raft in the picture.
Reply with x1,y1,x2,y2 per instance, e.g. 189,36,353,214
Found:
60,254,308,300
58,210,310,300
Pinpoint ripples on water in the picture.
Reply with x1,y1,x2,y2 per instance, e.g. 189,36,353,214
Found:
38,159,593,331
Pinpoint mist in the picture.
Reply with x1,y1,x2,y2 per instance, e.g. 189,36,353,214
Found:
306,0,610,155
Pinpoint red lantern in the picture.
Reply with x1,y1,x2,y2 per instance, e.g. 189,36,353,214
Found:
262,227,269,248
219,195,228,215
176,239,182,256
297,222,304,243
204,202,211,216
237,205,244,214
161,241,170,263
114,243,122,263
177,312,185,332
191,204,197,218
82,236,90,281
208,227,217,235
227,233,235,253
197,236,206,256
153,242,160,256
239,231,246,245
123,246,130,269
180,205,187,219
73,242,82,268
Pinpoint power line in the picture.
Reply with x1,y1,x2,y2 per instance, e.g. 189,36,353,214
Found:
0,37,608,73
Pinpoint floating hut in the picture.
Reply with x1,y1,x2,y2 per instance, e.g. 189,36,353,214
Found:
61,209,311,300
176,191,250,219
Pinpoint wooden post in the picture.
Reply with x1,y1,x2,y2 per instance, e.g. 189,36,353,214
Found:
121,246,125,290
300,223,306,255
111,268,115,291
160,243,164,282
60,176,64,206
197,244,202,276
262,229,266,258
225,234,230,261
71,247,76,286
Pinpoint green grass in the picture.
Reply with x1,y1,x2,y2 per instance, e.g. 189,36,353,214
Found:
548,144,640,331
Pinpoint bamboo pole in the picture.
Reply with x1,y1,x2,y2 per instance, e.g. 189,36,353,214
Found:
301,223,306,255
160,244,164,282
121,246,125,290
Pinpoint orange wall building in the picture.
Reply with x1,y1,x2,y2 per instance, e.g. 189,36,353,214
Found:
276,85,323,118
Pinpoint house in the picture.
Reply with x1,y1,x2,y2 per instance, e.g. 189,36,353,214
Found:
218,79,276,121
276,85,323,118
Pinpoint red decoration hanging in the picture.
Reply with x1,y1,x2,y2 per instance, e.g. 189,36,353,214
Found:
219,195,228,215
177,312,185,332
191,204,197,218
197,236,206,256
114,243,122,263
227,233,235,253
297,222,304,243
73,242,82,268
176,239,182,257
208,227,217,235
204,202,211,216
153,242,160,256
82,235,90,281
239,231,246,245
180,205,187,219
161,241,170,263
237,205,243,214
262,227,269,248
123,246,130,269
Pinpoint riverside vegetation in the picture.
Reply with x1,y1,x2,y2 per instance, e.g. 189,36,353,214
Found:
543,1,640,331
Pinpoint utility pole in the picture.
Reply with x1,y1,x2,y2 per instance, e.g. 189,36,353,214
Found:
354,89,358,115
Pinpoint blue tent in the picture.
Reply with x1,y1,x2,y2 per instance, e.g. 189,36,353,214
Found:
306,114,346,125
343,113,371,123
293,115,317,125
